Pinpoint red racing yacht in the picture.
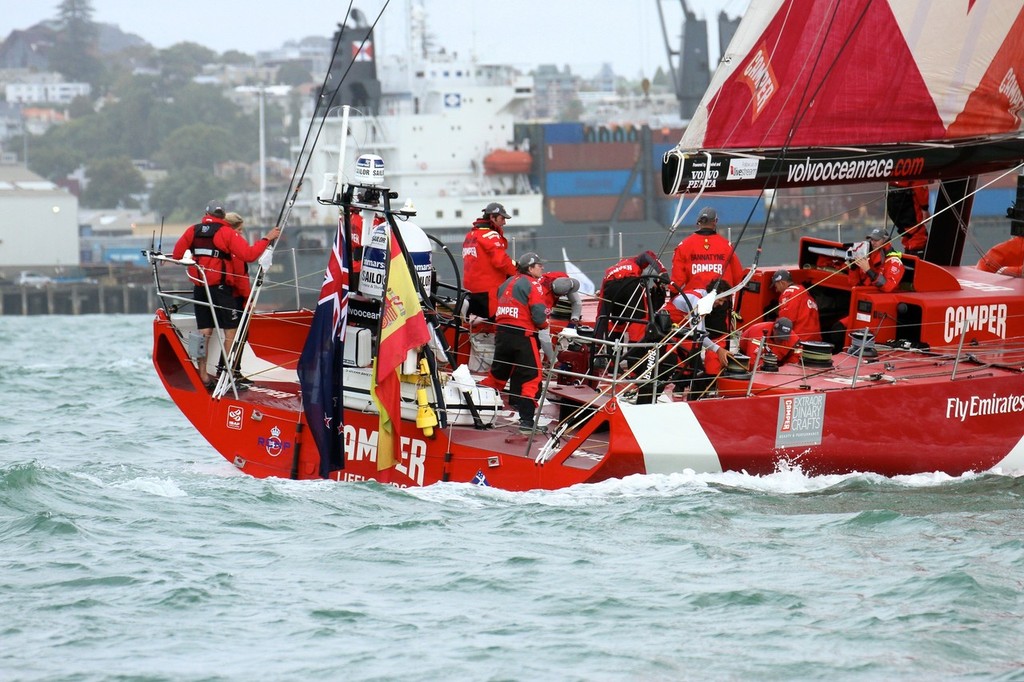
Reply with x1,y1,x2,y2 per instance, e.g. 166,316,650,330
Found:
149,1,1024,489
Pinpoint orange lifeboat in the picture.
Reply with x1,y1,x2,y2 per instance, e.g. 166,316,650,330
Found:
483,149,532,175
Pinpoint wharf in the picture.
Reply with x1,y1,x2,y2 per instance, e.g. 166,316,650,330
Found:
0,283,159,315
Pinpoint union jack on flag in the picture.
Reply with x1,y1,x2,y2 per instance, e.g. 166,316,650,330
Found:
297,216,351,477
320,219,350,337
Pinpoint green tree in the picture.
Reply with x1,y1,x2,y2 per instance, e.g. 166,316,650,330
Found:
67,95,95,119
149,170,229,222
159,42,218,85
26,125,88,180
221,50,254,66
49,0,105,88
81,156,145,208
276,61,312,86
155,124,234,171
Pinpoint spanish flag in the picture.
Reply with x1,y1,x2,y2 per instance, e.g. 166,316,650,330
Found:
372,232,430,473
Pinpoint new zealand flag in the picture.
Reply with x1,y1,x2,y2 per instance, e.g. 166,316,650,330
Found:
297,217,350,478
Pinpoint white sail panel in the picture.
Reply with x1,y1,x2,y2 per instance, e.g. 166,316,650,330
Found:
890,0,1024,131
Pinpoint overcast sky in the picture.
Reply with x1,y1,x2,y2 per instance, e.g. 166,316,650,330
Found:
3,0,749,78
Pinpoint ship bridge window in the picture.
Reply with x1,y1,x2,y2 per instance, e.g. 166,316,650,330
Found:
455,210,463,219
436,210,444,219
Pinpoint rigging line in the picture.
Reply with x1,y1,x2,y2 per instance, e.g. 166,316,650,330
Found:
729,1,871,285
222,3,391,397
273,3,355,227
277,2,392,229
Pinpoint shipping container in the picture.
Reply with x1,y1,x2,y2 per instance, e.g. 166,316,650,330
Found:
970,188,1014,217
543,123,586,144
545,142,641,172
548,196,646,223
546,170,643,197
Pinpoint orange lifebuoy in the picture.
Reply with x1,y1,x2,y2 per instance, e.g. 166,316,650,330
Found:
419,162,428,170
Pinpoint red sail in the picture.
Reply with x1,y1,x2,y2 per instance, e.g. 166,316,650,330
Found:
682,0,1024,151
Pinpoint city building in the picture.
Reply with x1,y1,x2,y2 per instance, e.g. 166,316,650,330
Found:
0,163,79,269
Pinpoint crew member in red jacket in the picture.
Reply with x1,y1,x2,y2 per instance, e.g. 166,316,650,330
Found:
769,269,821,343
595,250,668,343
977,221,1024,276
739,317,802,369
172,200,281,387
669,279,732,377
462,202,517,319
480,253,549,434
828,229,905,350
848,228,905,292
671,206,744,295
887,181,930,257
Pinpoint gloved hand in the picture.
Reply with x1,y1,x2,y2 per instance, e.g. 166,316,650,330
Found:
538,328,556,365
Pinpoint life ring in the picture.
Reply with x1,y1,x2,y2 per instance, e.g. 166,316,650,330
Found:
419,162,428,170
439,189,447,197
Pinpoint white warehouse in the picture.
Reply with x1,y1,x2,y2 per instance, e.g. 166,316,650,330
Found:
0,164,79,269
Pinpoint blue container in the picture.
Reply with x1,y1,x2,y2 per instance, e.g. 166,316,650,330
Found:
546,170,643,197
968,188,1013,217
652,143,676,170
543,123,585,145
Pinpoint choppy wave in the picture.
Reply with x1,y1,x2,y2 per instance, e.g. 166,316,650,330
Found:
2,316,1024,680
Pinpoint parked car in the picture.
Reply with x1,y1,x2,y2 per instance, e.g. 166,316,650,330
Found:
17,271,53,287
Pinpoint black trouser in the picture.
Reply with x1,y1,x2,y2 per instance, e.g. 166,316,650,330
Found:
487,327,542,425
466,292,493,320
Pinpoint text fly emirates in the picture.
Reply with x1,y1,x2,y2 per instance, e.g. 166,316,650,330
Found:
946,393,1024,422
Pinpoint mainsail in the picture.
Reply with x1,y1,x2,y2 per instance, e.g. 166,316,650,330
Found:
663,0,1024,194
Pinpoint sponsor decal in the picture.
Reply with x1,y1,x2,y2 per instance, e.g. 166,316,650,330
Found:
257,425,293,457
946,392,1024,422
246,385,294,400
684,158,724,190
691,263,724,275
462,246,478,258
727,158,759,180
785,156,925,184
957,279,1014,293
943,304,1007,343
227,405,243,430
740,44,778,120
776,394,825,448
999,68,1024,124
495,305,519,318
343,424,428,486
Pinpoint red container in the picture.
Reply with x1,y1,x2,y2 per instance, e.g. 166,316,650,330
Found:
546,142,641,172
548,196,646,223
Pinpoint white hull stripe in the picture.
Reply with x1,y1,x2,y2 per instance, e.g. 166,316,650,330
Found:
618,402,723,474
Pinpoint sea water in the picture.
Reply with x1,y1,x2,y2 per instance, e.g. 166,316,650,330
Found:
2,315,1023,681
